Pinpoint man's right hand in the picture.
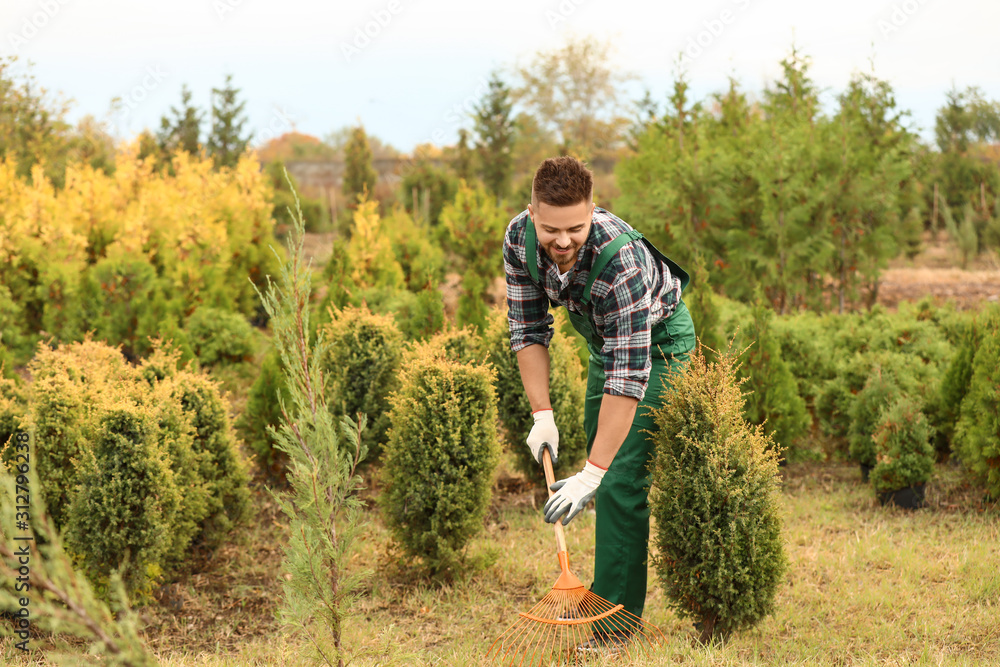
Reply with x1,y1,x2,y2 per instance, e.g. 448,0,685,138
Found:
526,409,559,465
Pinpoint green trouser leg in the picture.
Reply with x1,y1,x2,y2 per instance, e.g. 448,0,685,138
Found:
582,302,695,624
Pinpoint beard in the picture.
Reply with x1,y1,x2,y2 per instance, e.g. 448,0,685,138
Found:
546,242,578,271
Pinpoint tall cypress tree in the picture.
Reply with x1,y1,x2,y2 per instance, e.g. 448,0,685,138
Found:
453,128,475,182
158,84,203,157
472,71,515,203
342,125,377,205
207,74,251,169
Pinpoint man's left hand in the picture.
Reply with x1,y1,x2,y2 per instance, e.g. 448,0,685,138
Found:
543,461,607,525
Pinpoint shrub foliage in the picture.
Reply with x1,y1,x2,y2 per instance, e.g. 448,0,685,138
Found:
649,344,787,643
379,348,501,579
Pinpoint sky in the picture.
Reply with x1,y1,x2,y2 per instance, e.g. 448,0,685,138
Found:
3,0,999,154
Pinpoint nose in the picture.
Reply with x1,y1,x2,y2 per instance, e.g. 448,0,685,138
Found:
555,231,571,247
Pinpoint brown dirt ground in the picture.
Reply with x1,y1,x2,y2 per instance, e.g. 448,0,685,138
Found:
878,231,1000,311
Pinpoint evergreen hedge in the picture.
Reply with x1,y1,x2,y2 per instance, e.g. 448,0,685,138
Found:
379,348,501,578
735,296,810,461
954,311,1000,499
320,305,404,464
21,337,251,601
649,344,787,643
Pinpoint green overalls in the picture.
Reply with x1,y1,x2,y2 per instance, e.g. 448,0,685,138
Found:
525,221,697,621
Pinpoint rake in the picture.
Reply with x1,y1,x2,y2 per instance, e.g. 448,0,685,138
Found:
487,448,665,665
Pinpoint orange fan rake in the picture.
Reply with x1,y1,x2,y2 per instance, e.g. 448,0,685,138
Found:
487,449,665,666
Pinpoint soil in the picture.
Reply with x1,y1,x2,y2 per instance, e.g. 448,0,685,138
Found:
877,231,1000,311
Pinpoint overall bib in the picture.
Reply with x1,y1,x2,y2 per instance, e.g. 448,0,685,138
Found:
525,222,697,621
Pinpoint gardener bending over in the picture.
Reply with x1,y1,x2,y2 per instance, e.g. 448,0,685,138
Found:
503,155,696,653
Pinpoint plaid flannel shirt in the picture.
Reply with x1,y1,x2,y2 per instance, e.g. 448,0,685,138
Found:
503,207,682,401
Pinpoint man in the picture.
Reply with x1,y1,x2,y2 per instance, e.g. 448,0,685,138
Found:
503,156,696,652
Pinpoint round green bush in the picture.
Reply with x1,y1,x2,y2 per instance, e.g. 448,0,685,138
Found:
25,338,139,528
185,305,256,366
321,305,404,464
65,405,182,603
870,397,935,495
649,345,787,643
379,349,501,579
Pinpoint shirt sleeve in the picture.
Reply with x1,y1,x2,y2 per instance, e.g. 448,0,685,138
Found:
594,261,653,401
503,222,554,352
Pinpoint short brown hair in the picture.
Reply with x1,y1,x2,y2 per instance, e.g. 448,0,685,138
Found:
531,156,593,207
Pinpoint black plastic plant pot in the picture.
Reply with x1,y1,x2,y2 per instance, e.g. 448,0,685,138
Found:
877,483,926,509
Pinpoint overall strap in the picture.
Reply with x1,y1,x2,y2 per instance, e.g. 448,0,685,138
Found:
582,229,643,306
525,214,540,283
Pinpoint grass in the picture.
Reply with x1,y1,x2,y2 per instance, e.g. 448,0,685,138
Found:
6,455,996,666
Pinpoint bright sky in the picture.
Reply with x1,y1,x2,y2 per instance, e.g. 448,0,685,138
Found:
3,0,999,154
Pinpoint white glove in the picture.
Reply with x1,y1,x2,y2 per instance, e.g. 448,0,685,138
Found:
526,409,559,465
543,461,606,525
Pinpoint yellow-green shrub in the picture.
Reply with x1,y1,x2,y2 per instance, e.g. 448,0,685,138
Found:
379,349,501,578
22,337,250,599
25,338,139,527
161,370,251,548
0,143,283,359
321,305,403,463
65,404,182,602
649,345,786,642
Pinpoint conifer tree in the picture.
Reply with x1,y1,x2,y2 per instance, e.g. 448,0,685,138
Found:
207,74,251,169
649,344,786,642
251,179,369,666
342,125,377,204
158,83,203,157
453,128,475,182
472,71,515,203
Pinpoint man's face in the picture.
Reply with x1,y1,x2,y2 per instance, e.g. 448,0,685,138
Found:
528,198,595,273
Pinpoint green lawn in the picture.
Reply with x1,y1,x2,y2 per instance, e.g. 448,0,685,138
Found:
5,461,998,666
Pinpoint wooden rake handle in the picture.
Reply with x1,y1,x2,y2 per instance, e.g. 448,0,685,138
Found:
541,446,569,554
